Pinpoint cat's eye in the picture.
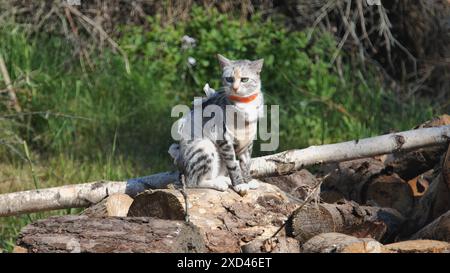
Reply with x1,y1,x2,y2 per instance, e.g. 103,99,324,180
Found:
241,77,249,83
225,77,234,83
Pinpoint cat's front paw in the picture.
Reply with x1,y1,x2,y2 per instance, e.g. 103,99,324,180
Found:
233,180,259,196
197,178,229,191
233,183,250,196
213,179,230,191
247,179,259,189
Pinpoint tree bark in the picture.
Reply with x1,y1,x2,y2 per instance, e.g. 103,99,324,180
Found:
81,193,133,217
321,158,414,216
384,148,444,181
384,240,450,253
320,190,346,203
127,182,300,253
365,173,414,216
0,181,126,217
250,124,450,178
321,158,385,203
260,169,320,200
301,232,386,253
406,170,433,197
241,237,300,253
1,124,449,217
401,144,450,236
16,215,206,253
383,114,450,181
410,210,450,242
125,171,179,197
286,200,405,243
0,53,21,113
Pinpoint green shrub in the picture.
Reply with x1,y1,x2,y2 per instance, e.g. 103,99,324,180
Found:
0,4,439,253
1,6,436,164
118,6,435,152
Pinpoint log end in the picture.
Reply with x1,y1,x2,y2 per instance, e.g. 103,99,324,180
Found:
82,193,133,217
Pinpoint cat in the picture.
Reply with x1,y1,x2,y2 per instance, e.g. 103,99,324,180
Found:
169,54,264,194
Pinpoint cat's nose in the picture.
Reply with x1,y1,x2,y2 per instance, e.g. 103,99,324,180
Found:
232,82,240,92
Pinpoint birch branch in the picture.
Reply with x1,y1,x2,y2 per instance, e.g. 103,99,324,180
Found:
0,125,449,217
250,124,450,178
0,181,126,216
0,53,21,113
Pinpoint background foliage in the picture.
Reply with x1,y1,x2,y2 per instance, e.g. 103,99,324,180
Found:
0,2,445,251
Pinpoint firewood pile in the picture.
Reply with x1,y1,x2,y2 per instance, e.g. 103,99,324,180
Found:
13,115,450,253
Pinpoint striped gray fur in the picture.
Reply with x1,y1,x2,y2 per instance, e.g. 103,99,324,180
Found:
169,54,264,193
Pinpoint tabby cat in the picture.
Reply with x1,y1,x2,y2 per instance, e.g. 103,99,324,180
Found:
169,54,264,194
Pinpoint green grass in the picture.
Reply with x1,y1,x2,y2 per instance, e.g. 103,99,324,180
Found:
0,6,439,252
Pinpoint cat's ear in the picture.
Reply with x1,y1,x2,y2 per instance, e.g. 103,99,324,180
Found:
217,54,232,69
250,58,264,73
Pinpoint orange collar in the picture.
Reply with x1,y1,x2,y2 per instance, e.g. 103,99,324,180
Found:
228,92,259,103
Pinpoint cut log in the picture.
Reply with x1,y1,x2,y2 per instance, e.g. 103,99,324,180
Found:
411,210,450,242
383,115,450,181
321,158,384,202
286,200,405,243
320,190,345,203
12,246,27,253
384,149,443,181
1,124,449,217
403,172,450,235
384,240,450,253
81,193,133,217
301,233,386,253
260,169,320,200
321,159,414,216
127,182,300,252
402,144,450,236
241,237,300,253
16,215,205,253
365,173,414,216
407,170,433,197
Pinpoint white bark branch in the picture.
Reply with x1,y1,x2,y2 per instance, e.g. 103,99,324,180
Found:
250,125,450,178
0,181,126,216
0,53,21,113
0,125,449,217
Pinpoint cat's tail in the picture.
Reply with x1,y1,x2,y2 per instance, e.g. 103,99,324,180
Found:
203,83,216,97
